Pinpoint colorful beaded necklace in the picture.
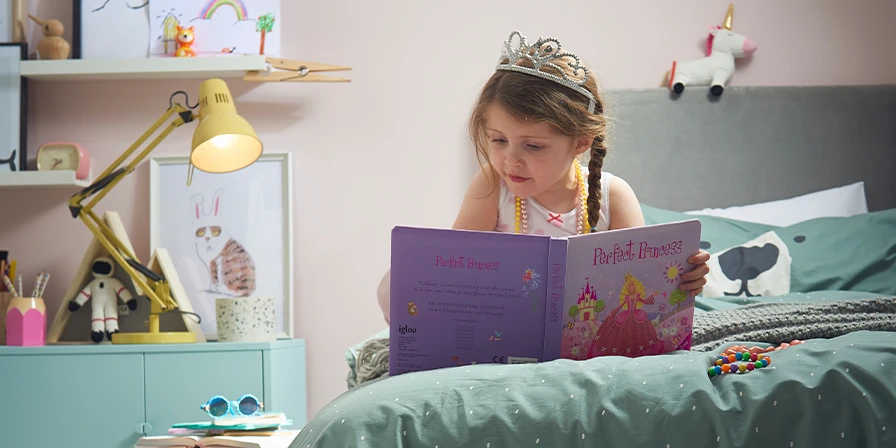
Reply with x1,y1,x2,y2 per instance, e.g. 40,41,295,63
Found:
707,340,803,378
708,350,771,377
514,164,591,235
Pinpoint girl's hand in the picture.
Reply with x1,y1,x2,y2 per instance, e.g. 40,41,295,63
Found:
680,250,711,297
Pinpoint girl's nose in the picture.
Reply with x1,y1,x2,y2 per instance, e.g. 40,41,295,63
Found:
506,146,524,166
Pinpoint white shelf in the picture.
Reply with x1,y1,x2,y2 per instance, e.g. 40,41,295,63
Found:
0,170,90,188
19,55,267,81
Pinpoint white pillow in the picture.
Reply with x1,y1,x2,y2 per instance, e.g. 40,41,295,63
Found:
702,231,792,298
684,181,868,227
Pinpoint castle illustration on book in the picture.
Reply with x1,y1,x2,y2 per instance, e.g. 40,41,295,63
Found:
389,219,701,376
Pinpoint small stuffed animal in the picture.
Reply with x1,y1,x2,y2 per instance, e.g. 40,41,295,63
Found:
174,25,196,58
68,257,137,343
666,4,757,97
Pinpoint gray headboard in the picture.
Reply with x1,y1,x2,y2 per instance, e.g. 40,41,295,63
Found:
600,85,896,212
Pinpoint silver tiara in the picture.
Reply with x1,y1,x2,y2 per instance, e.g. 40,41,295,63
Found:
495,30,597,114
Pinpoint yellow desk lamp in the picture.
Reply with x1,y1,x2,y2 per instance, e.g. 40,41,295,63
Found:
68,78,262,344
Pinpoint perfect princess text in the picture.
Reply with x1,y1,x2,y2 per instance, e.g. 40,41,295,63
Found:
436,255,500,271
593,239,683,265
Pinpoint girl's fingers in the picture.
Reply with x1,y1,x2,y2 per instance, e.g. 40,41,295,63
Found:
680,276,707,293
682,263,710,281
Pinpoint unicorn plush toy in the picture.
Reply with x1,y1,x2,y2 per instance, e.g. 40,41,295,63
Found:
667,4,757,97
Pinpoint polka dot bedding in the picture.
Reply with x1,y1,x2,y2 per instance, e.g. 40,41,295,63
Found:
294,328,895,447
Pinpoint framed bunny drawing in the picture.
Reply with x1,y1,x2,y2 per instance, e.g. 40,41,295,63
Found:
150,152,294,340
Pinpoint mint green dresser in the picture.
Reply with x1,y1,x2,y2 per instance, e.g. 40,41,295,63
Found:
0,339,306,448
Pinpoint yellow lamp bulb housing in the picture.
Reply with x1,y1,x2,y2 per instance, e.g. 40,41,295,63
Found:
190,78,263,173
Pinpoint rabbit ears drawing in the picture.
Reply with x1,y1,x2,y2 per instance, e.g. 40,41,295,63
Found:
191,189,224,227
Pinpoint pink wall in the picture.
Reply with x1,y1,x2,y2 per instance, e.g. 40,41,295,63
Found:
3,0,895,419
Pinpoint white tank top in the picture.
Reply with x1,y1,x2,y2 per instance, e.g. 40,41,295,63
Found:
496,165,612,237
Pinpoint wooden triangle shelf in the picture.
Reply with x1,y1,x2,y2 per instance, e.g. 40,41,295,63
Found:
46,211,205,344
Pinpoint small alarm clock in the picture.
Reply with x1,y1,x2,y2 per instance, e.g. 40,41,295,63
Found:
36,142,90,180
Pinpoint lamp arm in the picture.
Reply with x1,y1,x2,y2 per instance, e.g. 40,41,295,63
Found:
68,104,195,314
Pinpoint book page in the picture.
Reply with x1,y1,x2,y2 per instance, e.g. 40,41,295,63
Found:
136,434,201,447
389,228,554,375
201,430,299,448
559,220,701,360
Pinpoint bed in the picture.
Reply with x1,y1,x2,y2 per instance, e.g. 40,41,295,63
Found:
292,85,896,447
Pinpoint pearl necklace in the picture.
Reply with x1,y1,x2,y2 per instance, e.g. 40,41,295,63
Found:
514,164,590,234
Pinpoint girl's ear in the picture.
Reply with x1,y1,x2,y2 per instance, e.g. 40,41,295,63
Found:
574,134,593,155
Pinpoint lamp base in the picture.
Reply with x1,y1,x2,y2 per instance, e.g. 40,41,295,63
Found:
112,331,197,344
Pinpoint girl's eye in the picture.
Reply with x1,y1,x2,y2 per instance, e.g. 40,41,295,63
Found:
527,144,544,151
490,138,507,144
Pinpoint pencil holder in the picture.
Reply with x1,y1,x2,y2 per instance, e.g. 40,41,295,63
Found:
215,296,276,343
6,297,46,346
0,292,12,345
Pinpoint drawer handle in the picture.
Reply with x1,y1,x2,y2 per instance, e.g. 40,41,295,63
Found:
136,422,153,434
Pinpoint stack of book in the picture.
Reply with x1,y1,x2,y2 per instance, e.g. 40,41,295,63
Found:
135,412,298,448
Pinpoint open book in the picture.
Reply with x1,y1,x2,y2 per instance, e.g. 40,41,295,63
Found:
135,430,299,448
389,220,702,376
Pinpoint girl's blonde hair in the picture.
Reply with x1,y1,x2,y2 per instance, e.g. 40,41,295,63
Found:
469,51,608,231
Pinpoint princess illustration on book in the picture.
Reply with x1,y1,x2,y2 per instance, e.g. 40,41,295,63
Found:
588,272,664,358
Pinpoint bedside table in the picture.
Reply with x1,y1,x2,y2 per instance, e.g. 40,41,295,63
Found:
0,339,306,448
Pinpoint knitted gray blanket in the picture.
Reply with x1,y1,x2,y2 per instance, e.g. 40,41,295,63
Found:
347,297,896,389
689,296,896,351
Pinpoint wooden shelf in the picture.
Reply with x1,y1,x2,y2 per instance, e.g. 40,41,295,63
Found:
0,170,90,188
19,55,267,81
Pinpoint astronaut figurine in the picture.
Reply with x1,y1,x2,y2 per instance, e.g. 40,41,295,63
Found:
68,256,138,343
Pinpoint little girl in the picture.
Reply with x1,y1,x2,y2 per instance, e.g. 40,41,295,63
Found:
377,30,710,324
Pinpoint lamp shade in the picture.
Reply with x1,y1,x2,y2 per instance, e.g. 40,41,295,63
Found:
190,78,263,173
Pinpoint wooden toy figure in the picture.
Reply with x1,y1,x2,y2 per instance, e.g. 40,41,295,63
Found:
28,14,70,60
175,25,197,57
68,257,137,343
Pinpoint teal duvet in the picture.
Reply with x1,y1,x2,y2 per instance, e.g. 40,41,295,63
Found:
293,208,896,447
293,325,895,447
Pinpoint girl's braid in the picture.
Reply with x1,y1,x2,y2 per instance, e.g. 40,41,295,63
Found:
586,132,607,231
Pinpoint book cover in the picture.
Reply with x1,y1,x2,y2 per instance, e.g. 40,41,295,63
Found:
389,220,701,376
544,220,701,361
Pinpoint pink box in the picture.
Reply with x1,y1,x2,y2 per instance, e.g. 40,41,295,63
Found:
6,297,46,346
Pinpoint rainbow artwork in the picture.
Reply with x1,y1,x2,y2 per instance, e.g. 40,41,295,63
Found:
199,0,249,21
149,0,279,58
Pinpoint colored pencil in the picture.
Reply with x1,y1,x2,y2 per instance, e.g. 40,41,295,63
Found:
2,274,18,297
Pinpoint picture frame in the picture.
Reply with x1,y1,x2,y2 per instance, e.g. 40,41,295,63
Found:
150,152,294,340
0,0,11,42
1,0,25,44
0,42,27,173
73,0,151,59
